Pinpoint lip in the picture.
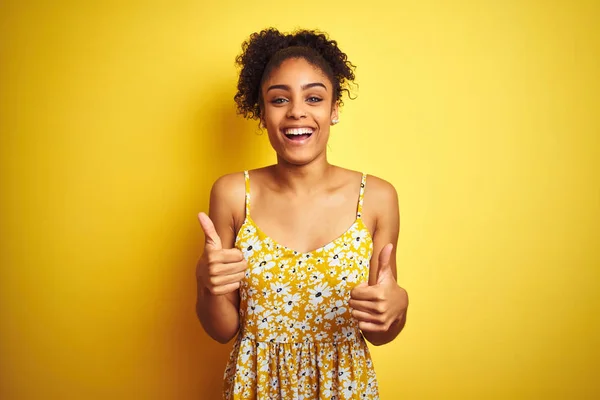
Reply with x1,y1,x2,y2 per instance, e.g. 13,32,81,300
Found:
281,125,317,132
280,126,316,145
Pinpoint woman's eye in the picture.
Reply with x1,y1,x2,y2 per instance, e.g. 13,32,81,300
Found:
271,98,287,104
307,96,322,103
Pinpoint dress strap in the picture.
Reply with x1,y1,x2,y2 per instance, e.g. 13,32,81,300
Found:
357,172,367,219
244,170,251,217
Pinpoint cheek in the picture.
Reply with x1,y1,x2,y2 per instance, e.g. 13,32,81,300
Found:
263,107,285,126
316,108,333,125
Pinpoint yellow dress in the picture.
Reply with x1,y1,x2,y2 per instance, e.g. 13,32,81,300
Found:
224,171,379,399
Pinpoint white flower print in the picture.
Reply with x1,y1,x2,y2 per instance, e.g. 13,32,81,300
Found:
270,281,291,297
342,381,358,397
247,298,264,316
241,235,261,258
342,326,355,340
278,259,289,271
347,270,359,283
252,253,275,275
299,320,311,333
308,282,332,306
257,311,274,330
336,269,351,287
351,229,368,249
295,258,307,268
337,366,351,383
310,271,324,282
243,224,256,236
262,236,274,251
322,382,335,398
283,293,301,313
272,247,284,259
259,357,269,372
323,241,336,252
328,246,345,266
346,250,357,261
276,333,288,342
233,382,243,394
240,346,253,364
324,300,347,320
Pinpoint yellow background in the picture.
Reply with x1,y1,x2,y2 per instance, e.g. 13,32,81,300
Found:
1,1,599,399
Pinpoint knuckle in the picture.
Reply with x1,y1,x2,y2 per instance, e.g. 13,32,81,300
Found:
207,285,219,295
206,252,218,265
207,265,218,276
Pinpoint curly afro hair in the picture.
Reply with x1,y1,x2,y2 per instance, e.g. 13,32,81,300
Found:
234,28,356,120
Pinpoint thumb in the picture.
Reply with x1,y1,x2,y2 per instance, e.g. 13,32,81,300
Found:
198,212,222,250
374,243,394,285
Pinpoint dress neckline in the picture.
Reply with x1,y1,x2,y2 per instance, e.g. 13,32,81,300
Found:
239,215,372,257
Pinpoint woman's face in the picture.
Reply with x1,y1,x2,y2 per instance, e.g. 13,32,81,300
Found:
260,57,338,166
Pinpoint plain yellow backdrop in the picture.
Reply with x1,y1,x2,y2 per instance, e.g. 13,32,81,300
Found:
1,1,599,399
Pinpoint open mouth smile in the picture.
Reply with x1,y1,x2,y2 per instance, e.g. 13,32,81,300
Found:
283,127,314,142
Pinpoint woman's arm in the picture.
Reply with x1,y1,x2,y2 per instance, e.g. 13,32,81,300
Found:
350,176,409,346
196,174,246,344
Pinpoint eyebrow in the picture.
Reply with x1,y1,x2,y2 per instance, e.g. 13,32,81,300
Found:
266,82,328,92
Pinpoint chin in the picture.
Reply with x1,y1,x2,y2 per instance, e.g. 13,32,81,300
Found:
277,149,324,166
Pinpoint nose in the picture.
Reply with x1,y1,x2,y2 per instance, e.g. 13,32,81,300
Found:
286,100,306,119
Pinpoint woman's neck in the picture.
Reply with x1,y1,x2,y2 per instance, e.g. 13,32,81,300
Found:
271,158,335,195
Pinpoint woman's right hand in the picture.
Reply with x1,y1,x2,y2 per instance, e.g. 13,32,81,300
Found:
197,212,247,296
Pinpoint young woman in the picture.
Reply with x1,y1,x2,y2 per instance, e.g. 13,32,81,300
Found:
196,28,409,400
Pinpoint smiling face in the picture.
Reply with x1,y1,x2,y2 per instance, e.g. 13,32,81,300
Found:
260,57,339,166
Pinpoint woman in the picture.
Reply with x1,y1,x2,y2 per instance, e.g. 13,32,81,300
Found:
196,28,409,400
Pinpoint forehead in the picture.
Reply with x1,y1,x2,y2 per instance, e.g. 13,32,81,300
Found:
263,58,332,89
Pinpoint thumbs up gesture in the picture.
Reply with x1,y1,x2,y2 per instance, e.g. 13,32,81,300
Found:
349,243,409,333
197,212,247,296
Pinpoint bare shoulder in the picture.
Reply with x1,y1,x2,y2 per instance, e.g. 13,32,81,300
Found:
211,171,245,204
364,174,400,224
365,174,398,202
209,172,246,230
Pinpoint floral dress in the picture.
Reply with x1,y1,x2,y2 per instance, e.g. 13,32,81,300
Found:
223,171,379,399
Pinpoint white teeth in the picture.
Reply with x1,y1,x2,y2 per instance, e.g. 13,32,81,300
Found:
284,128,313,135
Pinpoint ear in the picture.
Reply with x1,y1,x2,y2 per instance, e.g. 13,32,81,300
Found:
330,103,339,126
259,109,266,129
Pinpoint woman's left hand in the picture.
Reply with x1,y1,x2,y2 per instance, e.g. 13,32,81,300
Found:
349,243,409,333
